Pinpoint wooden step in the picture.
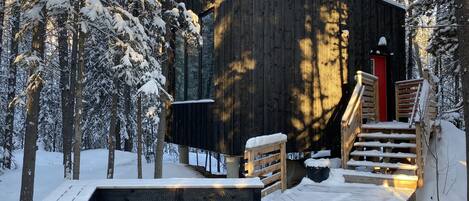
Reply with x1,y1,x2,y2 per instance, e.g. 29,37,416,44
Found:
350,150,416,158
344,172,418,189
357,133,416,140
354,141,416,148
347,160,417,170
362,122,415,131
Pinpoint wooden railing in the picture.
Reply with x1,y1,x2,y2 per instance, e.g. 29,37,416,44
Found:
341,71,378,168
244,136,287,197
411,71,437,187
395,79,423,122
357,71,379,122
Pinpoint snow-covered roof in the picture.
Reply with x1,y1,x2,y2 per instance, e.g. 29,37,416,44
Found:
172,99,215,105
44,178,264,201
381,0,406,10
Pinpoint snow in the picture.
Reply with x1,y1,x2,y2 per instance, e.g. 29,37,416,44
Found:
304,158,341,168
416,121,467,201
358,132,416,139
45,178,263,201
172,99,215,105
245,133,287,149
347,160,417,170
350,150,416,158
264,169,414,201
0,149,203,201
381,0,406,10
311,150,331,158
378,36,387,46
362,121,414,129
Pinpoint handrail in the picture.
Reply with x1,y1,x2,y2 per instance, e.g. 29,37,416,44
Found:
341,71,375,169
341,83,363,125
408,83,422,126
348,87,365,126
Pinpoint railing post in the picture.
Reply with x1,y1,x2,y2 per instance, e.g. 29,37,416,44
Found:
415,122,424,188
374,78,380,121
280,142,287,192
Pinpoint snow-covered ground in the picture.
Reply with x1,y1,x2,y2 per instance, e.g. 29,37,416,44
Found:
264,168,415,201
416,120,467,201
0,149,202,201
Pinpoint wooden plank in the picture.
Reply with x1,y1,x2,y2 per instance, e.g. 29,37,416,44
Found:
261,181,281,197
280,143,287,191
261,172,281,186
253,153,281,167
252,163,281,177
344,174,417,189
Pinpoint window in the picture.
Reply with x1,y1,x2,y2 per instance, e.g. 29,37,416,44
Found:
175,11,214,101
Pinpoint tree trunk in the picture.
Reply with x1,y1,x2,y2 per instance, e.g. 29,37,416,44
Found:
154,17,177,178
137,95,143,179
72,14,86,180
107,80,119,179
19,6,46,201
0,0,4,65
116,119,121,151
124,85,133,152
2,0,20,169
456,0,469,199
59,2,72,179
154,102,166,179
178,40,189,164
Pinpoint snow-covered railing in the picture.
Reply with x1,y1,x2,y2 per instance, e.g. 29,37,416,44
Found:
411,71,437,188
244,133,287,197
341,71,377,169
44,178,264,201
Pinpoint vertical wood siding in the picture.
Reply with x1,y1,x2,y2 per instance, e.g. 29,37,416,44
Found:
211,0,405,156
169,0,406,156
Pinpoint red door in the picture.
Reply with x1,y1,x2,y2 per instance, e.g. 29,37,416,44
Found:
371,56,387,121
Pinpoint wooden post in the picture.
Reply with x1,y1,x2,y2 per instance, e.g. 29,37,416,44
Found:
395,83,399,121
226,155,240,178
280,142,287,192
415,122,424,188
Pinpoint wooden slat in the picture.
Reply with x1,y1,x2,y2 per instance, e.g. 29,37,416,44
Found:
261,181,281,197
261,172,281,186
253,153,280,167
252,163,281,177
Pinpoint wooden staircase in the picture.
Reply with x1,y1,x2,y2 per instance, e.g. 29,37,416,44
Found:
341,71,437,189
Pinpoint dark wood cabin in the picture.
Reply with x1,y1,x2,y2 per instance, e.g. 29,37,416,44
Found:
167,0,406,157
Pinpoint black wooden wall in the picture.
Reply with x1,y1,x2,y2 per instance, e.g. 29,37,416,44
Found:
210,0,406,156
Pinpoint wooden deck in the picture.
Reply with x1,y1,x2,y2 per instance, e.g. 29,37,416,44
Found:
263,183,414,201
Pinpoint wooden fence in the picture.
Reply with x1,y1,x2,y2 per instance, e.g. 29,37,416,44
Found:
244,137,287,197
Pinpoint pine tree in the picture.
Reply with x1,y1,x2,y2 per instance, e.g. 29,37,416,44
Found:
2,0,21,170
19,1,47,200
455,0,469,198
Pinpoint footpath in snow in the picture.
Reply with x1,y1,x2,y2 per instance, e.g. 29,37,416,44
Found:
0,149,203,201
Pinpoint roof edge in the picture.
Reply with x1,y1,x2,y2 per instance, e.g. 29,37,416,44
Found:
381,0,407,10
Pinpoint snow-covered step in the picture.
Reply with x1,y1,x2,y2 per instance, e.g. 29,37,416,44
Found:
353,141,416,148
347,160,417,170
350,150,416,158
357,132,416,140
362,122,415,130
343,171,418,189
